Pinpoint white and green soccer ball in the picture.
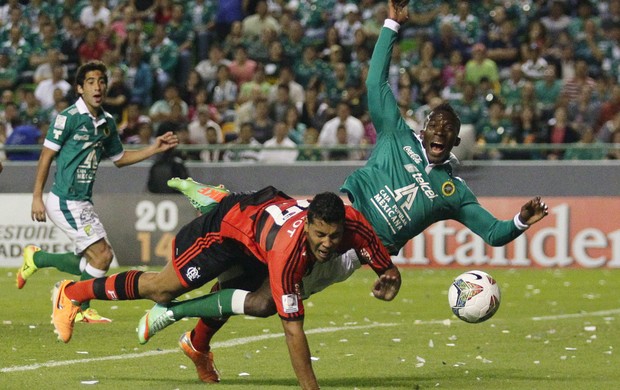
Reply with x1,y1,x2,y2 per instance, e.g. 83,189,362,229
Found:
448,270,501,323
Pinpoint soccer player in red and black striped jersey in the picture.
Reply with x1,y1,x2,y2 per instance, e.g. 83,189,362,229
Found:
51,186,400,389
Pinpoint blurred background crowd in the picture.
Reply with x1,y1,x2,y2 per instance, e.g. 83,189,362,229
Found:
1,0,620,164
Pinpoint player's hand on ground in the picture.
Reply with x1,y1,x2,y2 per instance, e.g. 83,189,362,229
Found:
372,266,401,301
31,197,47,222
518,196,548,226
155,131,179,151
388,0,409,24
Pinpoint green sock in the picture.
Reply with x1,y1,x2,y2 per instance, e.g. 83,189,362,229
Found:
169,289,241,320
33,251,82,275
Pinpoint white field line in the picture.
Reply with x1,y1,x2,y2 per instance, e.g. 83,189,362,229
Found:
1,322,397,373
532,308,620,321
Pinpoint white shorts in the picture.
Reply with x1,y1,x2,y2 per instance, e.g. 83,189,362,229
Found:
301,249,361,299
45,192,108,255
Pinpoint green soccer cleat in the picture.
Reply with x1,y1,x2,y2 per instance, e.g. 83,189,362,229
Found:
16,245,41,289
167,177,229,214
137,303,175,344
75,308,112,323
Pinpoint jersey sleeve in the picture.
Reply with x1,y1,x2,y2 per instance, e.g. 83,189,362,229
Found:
454,185,523,246
44,112,73,150
102,113,124,160
267,244,307,321
366,23,409,138
344,207,394,276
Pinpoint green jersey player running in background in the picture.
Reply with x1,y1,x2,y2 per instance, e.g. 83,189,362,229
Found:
139,0,548,383
20,60,179,322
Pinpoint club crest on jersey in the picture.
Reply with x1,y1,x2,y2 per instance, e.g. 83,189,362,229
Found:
442,181,456,196
282,294,299,313
186,266,201,281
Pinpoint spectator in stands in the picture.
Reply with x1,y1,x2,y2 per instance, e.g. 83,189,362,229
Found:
567,85,601,135
269,83,294,123
149,84,189,134
541,0,571,37
258,121,298,163
3,25,32,80
180,70,204,111
441,1,481,46
33,49,68,85
5,122,44,161
78,27,110,65
574,19,604,77
237,64,271,105
542,105,581,159
296,126,322,161
327,123,351,161
596,84,620,132
282,19,306,62
252,97,275,144
465,43,499,92
200,125,224,163
484,8,520,79
121,47,153,108
534,66,563,122
501,64,526,118
166,3,195,87
242,0,281,40
432,21,466,65
34,63,72,110
0,48,18,93
335,3,362,48
80,0,110,29
299,81,330,131
195,45,230,86
19,87,46,128
60,18,84,77
521,43,549,81
561,58,597,106
319,100,364,159
564,127,606,160
284,105,307,145
475,99,514,160
148,23,179,97
188,104,220,145
269,65,304,107
206,64,238,123
510,104,544,160
223,121,261,162
597,111,620,143
221,21,245,58
228,45,257,87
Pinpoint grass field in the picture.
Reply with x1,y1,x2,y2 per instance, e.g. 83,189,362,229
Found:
1,266,619,390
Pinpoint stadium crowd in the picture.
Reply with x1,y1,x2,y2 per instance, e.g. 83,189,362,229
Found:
1,0,620,164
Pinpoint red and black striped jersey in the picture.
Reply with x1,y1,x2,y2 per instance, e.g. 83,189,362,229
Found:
220,187,393,320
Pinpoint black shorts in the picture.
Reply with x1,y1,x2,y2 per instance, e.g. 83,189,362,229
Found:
172,193,262,289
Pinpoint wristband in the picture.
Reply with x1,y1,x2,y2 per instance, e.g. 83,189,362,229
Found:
384,19,400,32
513,214,529,230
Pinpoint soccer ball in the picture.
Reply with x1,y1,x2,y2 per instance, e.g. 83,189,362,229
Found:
448,270,501,323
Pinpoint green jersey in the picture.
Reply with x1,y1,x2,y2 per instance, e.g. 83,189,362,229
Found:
341,25,523,255
44,98,124,201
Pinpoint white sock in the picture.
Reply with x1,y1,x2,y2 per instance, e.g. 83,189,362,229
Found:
231,290,250,314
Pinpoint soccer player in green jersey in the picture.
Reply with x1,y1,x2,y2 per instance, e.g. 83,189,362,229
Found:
134,1,549,383
20,60,178,322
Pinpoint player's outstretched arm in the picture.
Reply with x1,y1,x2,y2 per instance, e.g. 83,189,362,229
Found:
114,131,179,167
372,265,402,301
518,196,549,226
281,319,320,390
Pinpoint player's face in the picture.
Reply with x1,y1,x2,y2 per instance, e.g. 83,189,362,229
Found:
420,110,461,164
77,70,108,116
304,218,344,263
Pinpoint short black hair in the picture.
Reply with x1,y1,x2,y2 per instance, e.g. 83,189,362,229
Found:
75,60,108,88
428,102,461,129
307,192,345,225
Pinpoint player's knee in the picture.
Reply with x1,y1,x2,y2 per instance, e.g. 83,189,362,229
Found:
87,244,114,270
244,293,276,317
